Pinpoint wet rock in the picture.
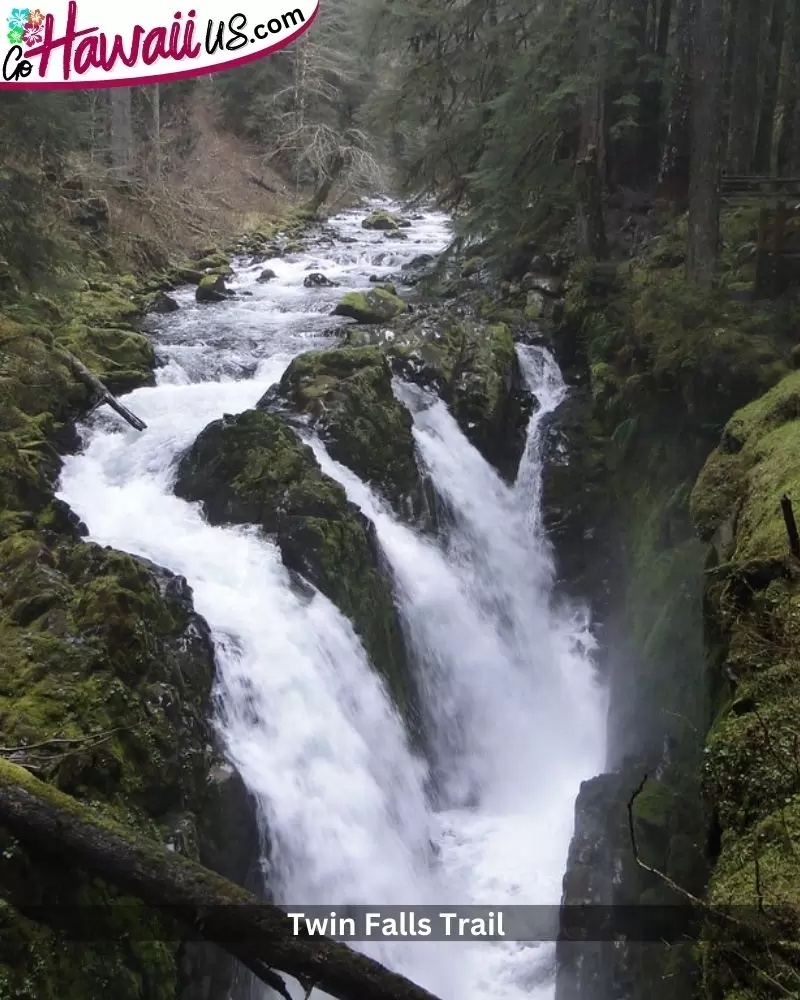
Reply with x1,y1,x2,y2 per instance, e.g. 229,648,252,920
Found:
148,291,180,314
176,267,205,286
361,210,400,231
257,269,277,283
174,409,417,719
385,230,408,241
332,287,409,324
259,346,427,521
303,272,339,288
196,275,228,303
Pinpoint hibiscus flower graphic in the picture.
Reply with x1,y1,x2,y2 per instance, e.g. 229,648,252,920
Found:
27,7,44,24
6,7,30,31
22,20,41,44
6,25,23,43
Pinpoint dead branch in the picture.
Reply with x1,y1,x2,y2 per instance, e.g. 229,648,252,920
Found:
0,759,443,1000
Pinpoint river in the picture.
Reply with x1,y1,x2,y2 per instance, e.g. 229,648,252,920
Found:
57,200,606,1000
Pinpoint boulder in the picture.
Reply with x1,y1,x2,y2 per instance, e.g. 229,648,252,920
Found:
303,272,339,288
196,275,228,303
350,313,534,481
174,409,416,718
148,291,180,314
259,346,427,520
332,288,408,324
194,252,230,272
257,269,277,283
176,267,205,286
361,210,400,231
385,230,408,241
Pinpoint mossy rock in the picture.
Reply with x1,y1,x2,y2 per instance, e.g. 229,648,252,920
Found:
333,288,409,324
260,347,425,519
361,210,400,231
174,409,416,718
691,371,800,563
461,256,484,278
0,529,218,998
196,275,228,303
57,324,156,396
383,313,534,481
193,253,230,272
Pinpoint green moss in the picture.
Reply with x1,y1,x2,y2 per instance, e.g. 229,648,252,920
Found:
691,371,800,562
361,210,399,231
267,347,423,514
175,408,416,718
333,288,409,324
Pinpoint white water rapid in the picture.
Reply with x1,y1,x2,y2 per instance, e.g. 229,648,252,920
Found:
58,200,606,1000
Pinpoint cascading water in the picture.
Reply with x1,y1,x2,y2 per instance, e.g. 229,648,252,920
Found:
57,199,605,1000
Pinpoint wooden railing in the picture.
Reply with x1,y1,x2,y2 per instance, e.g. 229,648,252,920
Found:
719,172,800,294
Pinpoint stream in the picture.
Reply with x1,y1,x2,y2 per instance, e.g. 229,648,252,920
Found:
57,200,606,1000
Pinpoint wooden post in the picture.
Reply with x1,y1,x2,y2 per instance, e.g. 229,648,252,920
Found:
754,204,770,295
781,494,800,558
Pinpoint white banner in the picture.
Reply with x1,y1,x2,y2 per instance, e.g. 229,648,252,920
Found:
1,0,318,87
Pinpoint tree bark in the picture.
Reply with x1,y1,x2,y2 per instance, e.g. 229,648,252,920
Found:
0,759,442,1000
576,145,609,259
777,0,800,172
726,0,762,172
687,0,724,284
658,0,693,201
110,88,134,180
58,349,147,431
754,0,788,172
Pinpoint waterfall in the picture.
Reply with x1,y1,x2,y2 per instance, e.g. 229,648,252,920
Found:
57,200,605,1000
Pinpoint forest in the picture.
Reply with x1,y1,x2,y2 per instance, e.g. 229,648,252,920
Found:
3,1,800,1000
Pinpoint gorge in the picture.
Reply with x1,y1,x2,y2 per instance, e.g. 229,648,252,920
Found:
56,202,606,1000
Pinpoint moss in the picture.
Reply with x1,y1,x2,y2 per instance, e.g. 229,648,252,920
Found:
691,371,800,562
333,288,409,324
361,210,399,231
263,347,423,515
175,409,417,718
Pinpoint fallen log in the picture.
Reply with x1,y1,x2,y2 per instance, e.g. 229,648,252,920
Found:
58,349,147,431
0,759,442,1000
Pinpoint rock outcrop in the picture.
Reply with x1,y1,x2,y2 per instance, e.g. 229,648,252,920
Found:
259,347,427,520
174,409,417,721
347,313,534,482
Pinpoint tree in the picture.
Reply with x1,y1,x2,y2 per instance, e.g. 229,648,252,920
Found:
0,759,443,1000
110,88,134,180
659,0,693,201
687,0,724,284
754,0,788,172
777,0,800,173
726,0,761,172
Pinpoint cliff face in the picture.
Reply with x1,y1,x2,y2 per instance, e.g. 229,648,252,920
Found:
542,228,800,999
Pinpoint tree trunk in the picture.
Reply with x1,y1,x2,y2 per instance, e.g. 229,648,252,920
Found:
305,153,346,214
576,145,609,259
726,0,762,172
658,0,693,201
721,0,739,149
687,0,724,285
150,85,161,182
777,0,800,172
110,88,134,180
0,759,443,1000
656,0,673,56
754,0,788,172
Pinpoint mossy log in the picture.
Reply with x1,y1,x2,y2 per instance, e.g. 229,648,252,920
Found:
0,759,442,1000
58,349,147,431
